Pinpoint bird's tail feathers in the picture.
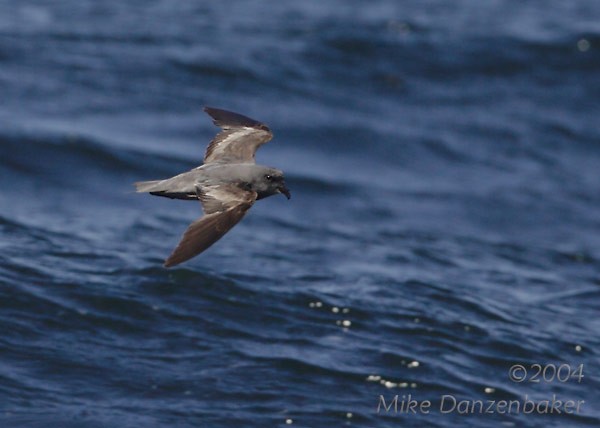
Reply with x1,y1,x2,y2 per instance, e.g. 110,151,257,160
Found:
134,180,164,193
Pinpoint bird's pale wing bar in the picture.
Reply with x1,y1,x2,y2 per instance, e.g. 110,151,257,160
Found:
203,107,273,164
163,185,257,267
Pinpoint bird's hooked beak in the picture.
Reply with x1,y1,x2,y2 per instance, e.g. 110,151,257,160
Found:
278,183,291,199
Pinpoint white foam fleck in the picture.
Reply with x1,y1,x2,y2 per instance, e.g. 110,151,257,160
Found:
577,38,590,52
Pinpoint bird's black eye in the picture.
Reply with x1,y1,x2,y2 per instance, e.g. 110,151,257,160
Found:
265,174,273,181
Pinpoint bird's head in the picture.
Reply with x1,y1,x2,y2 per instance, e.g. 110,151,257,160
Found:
252,168,291,200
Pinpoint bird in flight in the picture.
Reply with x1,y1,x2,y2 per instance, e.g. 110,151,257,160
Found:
135,107,290,267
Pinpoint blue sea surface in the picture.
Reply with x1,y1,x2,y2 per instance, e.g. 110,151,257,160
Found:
1,1,599,427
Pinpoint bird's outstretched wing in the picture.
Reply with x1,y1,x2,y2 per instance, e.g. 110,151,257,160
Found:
163,184,257,267
203,107,273,164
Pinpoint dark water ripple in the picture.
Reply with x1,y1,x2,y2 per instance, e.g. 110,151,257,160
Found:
1,1,600,427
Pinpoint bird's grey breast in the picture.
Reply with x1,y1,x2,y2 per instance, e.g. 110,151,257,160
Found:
199,163,266,185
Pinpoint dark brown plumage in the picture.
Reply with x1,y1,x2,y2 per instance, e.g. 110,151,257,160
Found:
164,185,257,267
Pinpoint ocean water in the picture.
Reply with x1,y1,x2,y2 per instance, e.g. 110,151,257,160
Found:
1,1,599,427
